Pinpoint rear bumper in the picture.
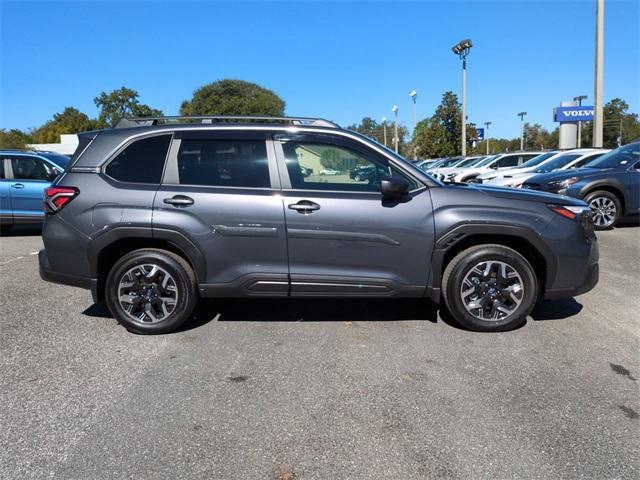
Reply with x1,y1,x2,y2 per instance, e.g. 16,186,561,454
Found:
39,249,97,294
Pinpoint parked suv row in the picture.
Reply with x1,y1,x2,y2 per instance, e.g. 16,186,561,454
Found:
39,116,598,334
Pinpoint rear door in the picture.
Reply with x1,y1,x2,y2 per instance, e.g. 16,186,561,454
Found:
7,155,59,221
274,132,434,296
153,130,289,295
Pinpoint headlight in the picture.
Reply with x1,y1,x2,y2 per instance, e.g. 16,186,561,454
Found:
548,177,579,189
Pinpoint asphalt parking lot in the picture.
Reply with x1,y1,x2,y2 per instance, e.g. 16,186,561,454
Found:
1,224,639,480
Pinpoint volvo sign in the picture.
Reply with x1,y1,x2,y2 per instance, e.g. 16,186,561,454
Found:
554,106,595,122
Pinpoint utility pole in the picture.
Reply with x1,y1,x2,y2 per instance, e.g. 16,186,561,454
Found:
574,95,588,148
593,0,604,148
484,121,491,155
410,90,417,160
381,117,387,147
518,112,527,150
392,105,399,153
452,39,472,157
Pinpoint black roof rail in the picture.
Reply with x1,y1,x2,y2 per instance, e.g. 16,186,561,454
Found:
115,115,340,129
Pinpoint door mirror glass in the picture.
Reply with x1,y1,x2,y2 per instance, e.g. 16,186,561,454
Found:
380,175,409,199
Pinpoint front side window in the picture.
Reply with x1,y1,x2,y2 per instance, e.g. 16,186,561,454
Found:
281,139,416,192
11,156,58,181
496,155,521,168
106,135,171,184
177,139,270,188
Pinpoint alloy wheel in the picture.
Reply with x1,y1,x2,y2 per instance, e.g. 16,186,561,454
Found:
589,196,617,228
460,260,524,321
117,264,178,324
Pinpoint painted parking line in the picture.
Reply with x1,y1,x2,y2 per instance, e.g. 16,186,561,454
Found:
0,256,25,266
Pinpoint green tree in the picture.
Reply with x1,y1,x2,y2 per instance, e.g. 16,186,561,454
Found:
522,123,556,150
580,98,640,147
412,91,477,158
346,117,409,156
180,79,285,117
94,87,162,128
0,129,33,149
32,107,96,143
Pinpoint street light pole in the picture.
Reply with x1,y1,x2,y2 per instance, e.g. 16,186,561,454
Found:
573,95,588,148
381,117,387,147
409,90,417,160
517,112,527,150
452,39,473,157
484,121,491,155
392,105,399,153
593,0,604,148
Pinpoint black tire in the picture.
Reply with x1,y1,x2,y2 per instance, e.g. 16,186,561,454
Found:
583,190,621,230
442,244,538,332
105,248,198,334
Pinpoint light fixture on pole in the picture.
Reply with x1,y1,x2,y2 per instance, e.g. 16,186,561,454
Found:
484,121,492,155
392,105,399,153
452,38,473,156
593,0,604,148
409,90,417,160
573,95,588,148
381,116,387,147
517,112,527,150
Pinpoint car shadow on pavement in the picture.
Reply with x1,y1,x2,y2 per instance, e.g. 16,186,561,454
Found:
1,224,42,237
82,297,583,333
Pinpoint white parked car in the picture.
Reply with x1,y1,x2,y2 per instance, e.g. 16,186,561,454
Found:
483,149,610,188
319,168,340,175
446,152,544,183
429,156,489,181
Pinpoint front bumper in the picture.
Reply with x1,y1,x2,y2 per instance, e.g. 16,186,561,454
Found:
544,262,599,299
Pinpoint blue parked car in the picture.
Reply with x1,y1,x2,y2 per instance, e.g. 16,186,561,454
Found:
0,150,70,233
522,141,640,229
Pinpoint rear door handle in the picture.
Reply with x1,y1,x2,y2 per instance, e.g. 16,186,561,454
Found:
10,183,25,189
288,200,320,214
163,195,194,207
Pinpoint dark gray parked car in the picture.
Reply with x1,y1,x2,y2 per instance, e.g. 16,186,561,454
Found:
39,116,599,334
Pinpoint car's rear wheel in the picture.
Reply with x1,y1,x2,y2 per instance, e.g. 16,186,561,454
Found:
105,248,198,334
584,190,621,230
442,245,538,332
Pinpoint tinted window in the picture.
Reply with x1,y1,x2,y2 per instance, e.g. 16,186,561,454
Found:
106,135,171,184
11,156,57,181
520,152,557,168
0,157,4,179
496,155,522,168
571,152,604,168
39,152,70,169
534,154,581,173
282,140,417,192
177,139,270,188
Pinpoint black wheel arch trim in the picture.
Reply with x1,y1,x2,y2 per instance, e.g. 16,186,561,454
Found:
431,223,557,293
87,226,207,283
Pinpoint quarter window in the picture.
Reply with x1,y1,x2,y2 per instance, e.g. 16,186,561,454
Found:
177,139,270,188
281,140,416,192
106,135,171,184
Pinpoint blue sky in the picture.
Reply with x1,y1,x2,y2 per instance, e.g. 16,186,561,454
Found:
1,0,638,139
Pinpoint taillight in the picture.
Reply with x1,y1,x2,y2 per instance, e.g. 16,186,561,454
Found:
44,186,79,214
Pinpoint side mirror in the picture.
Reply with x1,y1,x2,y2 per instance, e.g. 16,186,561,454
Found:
380,175,410,199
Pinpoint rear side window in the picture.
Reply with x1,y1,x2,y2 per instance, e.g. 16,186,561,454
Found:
177,139,270,188
0,157,5,179
106,135,171,184
496,155,521,168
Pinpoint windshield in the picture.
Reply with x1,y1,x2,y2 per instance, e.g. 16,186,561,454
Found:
39,152,70,169
435,157,464,168
585,142,640,169
533,153,582,173
457,156,484,167
519,152,557,168
476,154,500,167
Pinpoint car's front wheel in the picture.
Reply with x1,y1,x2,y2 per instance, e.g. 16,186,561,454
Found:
584,190,621,230
105,248,198,334
442,245,538,332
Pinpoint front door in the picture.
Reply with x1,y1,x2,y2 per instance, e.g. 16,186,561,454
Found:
153,131,289,295
274,132,435,296
0,158,11,224
7,155,58,221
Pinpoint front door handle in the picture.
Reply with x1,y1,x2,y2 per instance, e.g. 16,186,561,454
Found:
288,200,320,214
163,195,194,207
11,183,25,189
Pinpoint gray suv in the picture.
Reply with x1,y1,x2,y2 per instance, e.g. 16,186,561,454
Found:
39,116,599,333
